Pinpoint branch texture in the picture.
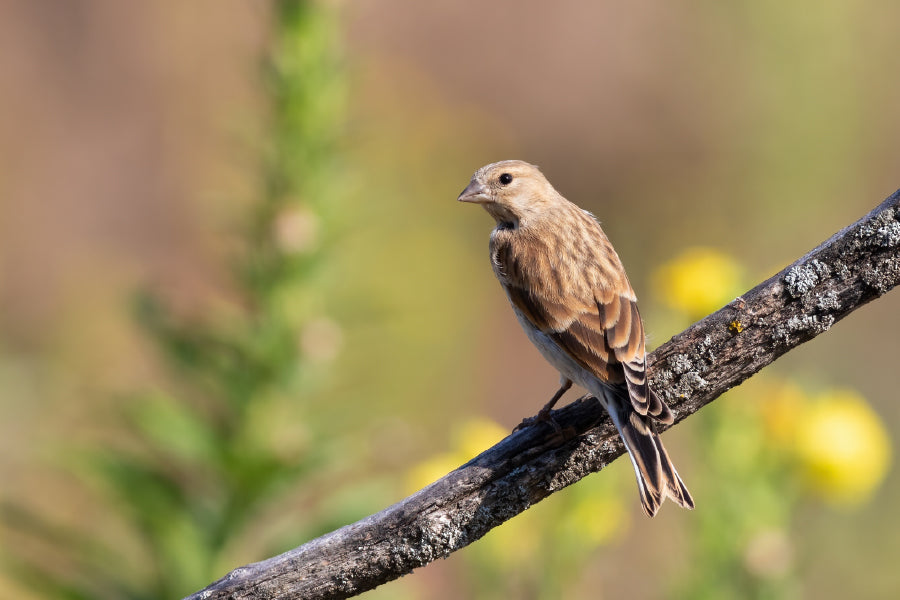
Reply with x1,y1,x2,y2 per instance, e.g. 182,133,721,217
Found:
187,191,900,600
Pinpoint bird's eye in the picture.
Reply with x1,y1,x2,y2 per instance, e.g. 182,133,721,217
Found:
499,173,513,185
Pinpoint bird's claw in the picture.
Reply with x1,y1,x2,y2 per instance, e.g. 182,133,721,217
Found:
513,406,563,434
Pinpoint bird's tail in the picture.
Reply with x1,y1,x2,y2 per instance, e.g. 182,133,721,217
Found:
607,394,694,517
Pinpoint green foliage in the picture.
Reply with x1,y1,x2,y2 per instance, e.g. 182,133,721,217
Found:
1,2,348,598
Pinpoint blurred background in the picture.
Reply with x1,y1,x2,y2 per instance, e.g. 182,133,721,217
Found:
1,1,898,598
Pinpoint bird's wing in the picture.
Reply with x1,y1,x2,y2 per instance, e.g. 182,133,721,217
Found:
599,291,672,423
496,233,671,423
505,283,616,380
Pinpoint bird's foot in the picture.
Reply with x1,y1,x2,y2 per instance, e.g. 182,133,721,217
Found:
514,379,576,439
513,406,563,434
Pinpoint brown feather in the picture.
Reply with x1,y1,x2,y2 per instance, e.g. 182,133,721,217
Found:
607,295,633,349
613,398,693,517
602,294,621,329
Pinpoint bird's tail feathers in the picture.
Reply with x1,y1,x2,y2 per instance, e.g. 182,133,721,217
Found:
609,398,694,517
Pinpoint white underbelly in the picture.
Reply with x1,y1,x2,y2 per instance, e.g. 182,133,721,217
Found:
513,307,611,399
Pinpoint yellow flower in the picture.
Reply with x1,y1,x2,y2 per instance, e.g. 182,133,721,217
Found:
795,389,891,507
758,381,809,449
453,418,509,461
653,247,743,317
404,452,461,494
405,418,507,494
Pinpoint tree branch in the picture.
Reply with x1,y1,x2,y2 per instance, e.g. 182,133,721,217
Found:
186,191,900,600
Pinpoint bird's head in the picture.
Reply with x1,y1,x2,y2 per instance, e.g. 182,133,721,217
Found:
457,160,560,228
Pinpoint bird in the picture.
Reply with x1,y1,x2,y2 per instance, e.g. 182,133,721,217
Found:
458,159,693,517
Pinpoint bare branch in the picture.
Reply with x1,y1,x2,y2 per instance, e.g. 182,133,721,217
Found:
186,191,900,600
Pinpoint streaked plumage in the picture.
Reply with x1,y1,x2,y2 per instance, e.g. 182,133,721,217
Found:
459,160,693,517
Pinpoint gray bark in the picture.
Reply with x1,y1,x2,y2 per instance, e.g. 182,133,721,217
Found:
186,190,900,600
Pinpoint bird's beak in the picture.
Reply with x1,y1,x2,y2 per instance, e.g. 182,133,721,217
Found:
457,180,489,203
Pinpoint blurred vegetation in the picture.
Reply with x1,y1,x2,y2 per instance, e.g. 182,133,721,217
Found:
0,2,897,600
2,2,355,598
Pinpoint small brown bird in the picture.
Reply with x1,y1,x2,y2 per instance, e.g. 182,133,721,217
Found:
459,160,693,517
